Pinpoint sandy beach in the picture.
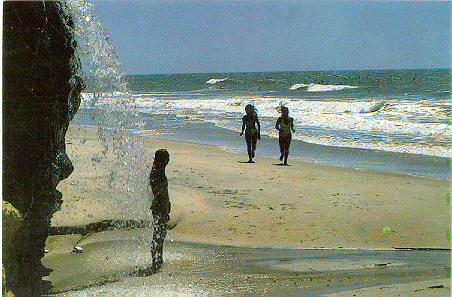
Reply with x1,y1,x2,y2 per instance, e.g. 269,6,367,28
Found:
44,124,451,296
53,125,450,249
3,2,450,296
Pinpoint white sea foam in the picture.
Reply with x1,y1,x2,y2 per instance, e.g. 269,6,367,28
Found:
307,84,359,92
206,78,229,85
81,92,451,157
361,101,385,113
290,83,359,92
289,83,309,90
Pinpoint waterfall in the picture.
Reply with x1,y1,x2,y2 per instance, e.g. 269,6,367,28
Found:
63,0,150,221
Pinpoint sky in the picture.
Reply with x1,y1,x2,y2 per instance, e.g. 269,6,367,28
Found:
92,0,451,74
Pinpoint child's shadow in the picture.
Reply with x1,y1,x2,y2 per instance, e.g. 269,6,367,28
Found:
272,163,291,166
132,265,159,277
238,161,255,164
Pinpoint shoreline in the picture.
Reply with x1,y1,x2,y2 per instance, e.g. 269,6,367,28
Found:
139,133,448,182
73,109,450,180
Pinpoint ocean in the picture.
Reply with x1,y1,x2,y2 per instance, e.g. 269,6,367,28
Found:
78,69,450,179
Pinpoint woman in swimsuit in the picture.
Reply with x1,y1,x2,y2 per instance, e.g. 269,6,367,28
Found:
275,106,295,165
240,104,261,163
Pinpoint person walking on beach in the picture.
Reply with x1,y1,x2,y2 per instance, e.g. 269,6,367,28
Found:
275,106,295,165
149,149,171,269
240,104,261,163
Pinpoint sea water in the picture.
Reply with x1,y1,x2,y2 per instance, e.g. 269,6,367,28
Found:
77,69,450,179
64,0,450,179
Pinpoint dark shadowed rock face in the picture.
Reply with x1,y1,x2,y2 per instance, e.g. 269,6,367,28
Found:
3,1,83,296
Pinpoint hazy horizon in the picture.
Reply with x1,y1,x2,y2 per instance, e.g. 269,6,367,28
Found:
123,67,450,76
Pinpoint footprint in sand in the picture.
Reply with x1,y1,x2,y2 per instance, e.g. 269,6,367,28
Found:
209,189,249,196
224,200,260,210
280,203,297,211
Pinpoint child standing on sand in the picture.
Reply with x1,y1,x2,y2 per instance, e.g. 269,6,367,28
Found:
240,104,261,163
149,149,171,269
275,106,295,165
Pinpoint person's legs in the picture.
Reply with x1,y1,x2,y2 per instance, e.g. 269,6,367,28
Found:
279,134,285,161
283,134,292,165
151,215,168,268
245,134,253,161
251,135,257,158
155,224,167,262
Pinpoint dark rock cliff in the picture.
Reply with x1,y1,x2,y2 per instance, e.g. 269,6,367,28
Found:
3,1,83,296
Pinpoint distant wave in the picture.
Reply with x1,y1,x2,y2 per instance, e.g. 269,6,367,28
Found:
289,83,309,90
206,78,229,85
290,83,359,92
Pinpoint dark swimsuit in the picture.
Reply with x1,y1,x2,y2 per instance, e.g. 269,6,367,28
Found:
277,116,293,154
243,114,258,156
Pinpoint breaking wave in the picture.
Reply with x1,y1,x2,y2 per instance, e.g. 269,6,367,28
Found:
206,78,229,85
80,92,451,157
289,83,309,90
290,83,359,92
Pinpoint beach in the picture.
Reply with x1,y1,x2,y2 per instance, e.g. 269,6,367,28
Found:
45,232,450,296
43,124,450,296
2,2,450,295
53,125,450,249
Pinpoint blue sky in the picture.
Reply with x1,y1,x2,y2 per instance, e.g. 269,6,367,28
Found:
92,0,451,74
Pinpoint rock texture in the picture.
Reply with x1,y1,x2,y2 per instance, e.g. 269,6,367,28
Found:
2,201,22,297
3,1,83,296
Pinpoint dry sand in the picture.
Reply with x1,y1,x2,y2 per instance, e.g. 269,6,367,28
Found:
53,125,451,250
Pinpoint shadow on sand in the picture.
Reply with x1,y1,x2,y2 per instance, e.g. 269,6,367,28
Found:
132,265,159,277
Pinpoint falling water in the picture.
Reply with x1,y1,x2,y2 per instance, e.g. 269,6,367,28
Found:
62,0,150,223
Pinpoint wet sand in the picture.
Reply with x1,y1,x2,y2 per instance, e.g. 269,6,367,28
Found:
45,125,451,295
44,229,450,296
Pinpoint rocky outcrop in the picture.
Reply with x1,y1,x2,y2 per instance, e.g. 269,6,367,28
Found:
3,1,83,296
2,201,22,296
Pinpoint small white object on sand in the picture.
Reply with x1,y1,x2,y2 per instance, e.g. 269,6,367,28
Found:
73,246,84,253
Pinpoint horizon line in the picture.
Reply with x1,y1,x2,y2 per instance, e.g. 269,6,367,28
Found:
124,67,451,76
